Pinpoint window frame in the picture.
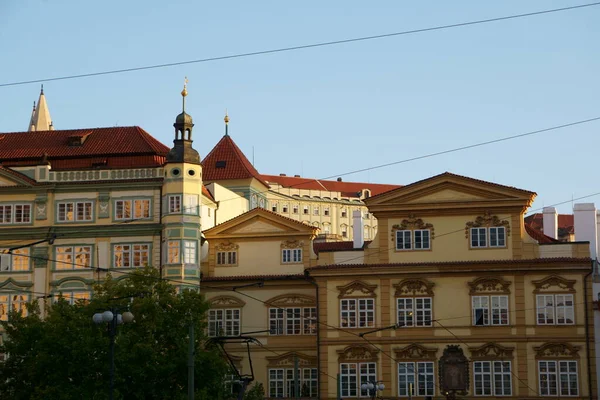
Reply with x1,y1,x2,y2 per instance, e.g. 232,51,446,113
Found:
470,227,507,249
397,297,433,327
395,229,431,251
55,291,91,305
269,306,316,336
473,360,512,396
472,295,509,326
208,308,241,337
55,245,93,270
56,200,93,223
0,203,33,225
340,362,377,398
114,198,151,221
398,361,435,397
168,195,182,214
281,248,303,264
216,250,238,266
538,360,578,396
536,294,574,325
0,248,30,272
184,194,198,215
113,243,151,268
340,298,375,329
183,240,197,264
0,292,30,321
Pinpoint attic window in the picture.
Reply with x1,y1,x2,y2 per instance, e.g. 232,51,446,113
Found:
215,161,226,168
67,133,91,147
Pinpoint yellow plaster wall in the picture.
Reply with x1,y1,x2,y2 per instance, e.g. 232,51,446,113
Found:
206,182,249,225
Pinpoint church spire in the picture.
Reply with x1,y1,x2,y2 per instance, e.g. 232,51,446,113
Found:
224,110,229,136
167,78,201,165
28,85,54,132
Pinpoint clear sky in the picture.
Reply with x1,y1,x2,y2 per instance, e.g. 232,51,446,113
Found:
1,0,598,214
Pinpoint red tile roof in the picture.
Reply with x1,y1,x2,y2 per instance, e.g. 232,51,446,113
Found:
525,213,575,236
313,240,372,254
261,174,400,198
202,135,270,187
524,223,560,244
0,166,40,186
202,185,215,202
0,127,169,170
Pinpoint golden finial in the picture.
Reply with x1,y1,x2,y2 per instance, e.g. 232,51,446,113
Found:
224,109,229,124
181,76,188,97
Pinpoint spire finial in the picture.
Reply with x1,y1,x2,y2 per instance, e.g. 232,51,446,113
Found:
40,84,44,95
224,109,230,136
32,101,36,110
180,76,188,113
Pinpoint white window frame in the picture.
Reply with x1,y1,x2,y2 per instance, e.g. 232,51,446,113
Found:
56,291,91,305
184,194,198,215
292,205,299,214
470,227,507,248
282,248,302,264
0,293,30,321
269,307,316,336
183,240,197,264
340,298,375,328
414,229,430,250
268,367,318,398
538,360,578,396
471,227,487,248
113,243,150,268
168,195,181,213
536,294,574,325
0,249,30,272
397,297,432,327
472,295,509,326
474,360,512,396
303,205,309,215
489,227,506,247
217,251,237,266
313,206,319,216
398,361,435,397
57,201,93,222
55,246,92,270
340,362,376,398
208,308,240,337
0,204,32,225
115,199,151,220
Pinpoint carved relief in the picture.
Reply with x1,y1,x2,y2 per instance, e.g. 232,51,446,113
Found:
535,342,580,359
208,296,246,309
532,275,576,293
337,280,377,298
214,242,239,252
464,211,511,238
265,294,315,307
391,214,435,241
280,240,303,249
98,192,110,219
394,343,437,360
439,345,470,395
266,352,317,367
35,194,47,220
469,343,514,360
468,277,511,295
337,345,379,362
394,279,435,297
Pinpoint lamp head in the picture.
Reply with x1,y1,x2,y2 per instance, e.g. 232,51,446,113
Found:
92,313,103,324
122,311,134,323
101,310,114,323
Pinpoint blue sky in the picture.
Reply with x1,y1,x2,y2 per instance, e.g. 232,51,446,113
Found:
1,0,598,214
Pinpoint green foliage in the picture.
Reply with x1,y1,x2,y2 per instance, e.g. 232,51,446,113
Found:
0,267,231,400
243,382,265,400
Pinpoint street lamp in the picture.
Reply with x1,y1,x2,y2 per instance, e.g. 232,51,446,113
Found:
93,308,134,400
361,381,385,399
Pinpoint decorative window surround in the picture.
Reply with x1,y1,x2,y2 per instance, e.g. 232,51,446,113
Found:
532,276,576,325
535,342,580,397
392,215,434,251
215,242,239,266
465,212,510,249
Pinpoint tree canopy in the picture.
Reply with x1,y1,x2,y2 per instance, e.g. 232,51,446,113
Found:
0,267,233,400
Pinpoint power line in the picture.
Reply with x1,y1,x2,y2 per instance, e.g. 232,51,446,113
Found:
1,2,599,88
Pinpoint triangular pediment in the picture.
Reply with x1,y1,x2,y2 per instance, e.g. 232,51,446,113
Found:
365,173,535,211
203,208,318,239
0,167,36,187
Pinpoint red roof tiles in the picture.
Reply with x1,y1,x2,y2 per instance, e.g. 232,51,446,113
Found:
202,135,270,187
525,213,575,236
524,223,560,244
261,174,400,198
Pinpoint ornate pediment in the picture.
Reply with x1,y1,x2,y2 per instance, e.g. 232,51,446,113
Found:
266,352,317,367
280,240,303,249
0,278,34,290
337,280,377,298
214,242,239,252
394,343,437,360
468,277,511,295
469,343,514,360
337,345,379,362
464,211,511,238
532,275,576,293
391,214,435,240
265,294,315,307
208,295,246,309
535,342,580,359
394,279,435,297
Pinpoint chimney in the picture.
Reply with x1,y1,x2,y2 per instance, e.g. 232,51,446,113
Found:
294,174,300,177
279,173,286,176
337,177,342,182
542,207,558,239
573,203,598,259
353,210,364,249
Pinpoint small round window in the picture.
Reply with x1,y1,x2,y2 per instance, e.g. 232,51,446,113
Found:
171,168,181,176
188,169,196,176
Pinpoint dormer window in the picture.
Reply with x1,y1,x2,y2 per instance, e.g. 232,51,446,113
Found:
215,161,226,168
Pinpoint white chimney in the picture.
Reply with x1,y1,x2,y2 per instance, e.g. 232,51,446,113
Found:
542,207,558,239
353,210,364,249
573,203,598,260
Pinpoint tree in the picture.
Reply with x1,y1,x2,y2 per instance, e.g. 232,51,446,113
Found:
0,267,231,400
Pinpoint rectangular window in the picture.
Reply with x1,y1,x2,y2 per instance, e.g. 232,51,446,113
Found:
292,205,299,214
341,227,348,238
472,295,509,326
341,298,375,328
286,308,301,335
282,204,288,213
113,244,150,268
474,361,512,396
341,210,347,218
340,362,376,398
537,294,574,325
0,293,29,321
398,362,435,396
414,229,430,250
169,195,181,213
396,230,412,250
303,206,309,215
0,249,30,272
269,308,284,335
115,199,150,220
208,309,240,337
268,368,318,398
272,203,278,213
539,360,578,396
55,246,91,270
489,227,506,247
217,251,237,266
269,307,316,335
282,249,302,264
184,195,198,215
313,207,319,216
324,207,330,216
58,291,91,305
303,307,317,335
0,205,12,224
269,369,285,398
471,227,487,248
0,204,32,225
397,297,432,327
167,241,180,264
183,240,197,264
57,201,92,222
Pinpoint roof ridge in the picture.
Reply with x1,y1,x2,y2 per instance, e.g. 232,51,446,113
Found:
134,126,170,154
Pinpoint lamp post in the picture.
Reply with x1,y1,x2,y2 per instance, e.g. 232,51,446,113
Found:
93,308,134,400
361,381,385,399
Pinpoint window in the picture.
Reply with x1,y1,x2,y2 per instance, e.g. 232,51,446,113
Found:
324,207,330,216
364,212,370,219
396,230,430,250
184,195,198,215
472,296,508,326
113,244,150,268
313,207,319,216
539,360,578,396
341,209,347,218
340,298,375,328
341,225,348,238
183,240,197,264
57,201,92,222
0,293,29,321
168,195,181,213
208,309,240,337
115,199,150,220
282,248,302,264
0,249,30,271
474,361,512,396
323,224,331,234
268,368,318,398
340,362,376,398
537,294,574,325
303,206,309,215
269,307,316,335
167,241,180,264
470,227,506,248
282,204,288,213
217,251,237,266
57,291,91,305
55,246,91,269
272,202,278,213
364,226,370,240
0,204,32,224
292,205,299,214
398,362,435,397
397,297,432,327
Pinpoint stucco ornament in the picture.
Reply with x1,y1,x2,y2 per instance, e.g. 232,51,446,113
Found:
337,280,377,298
394,343,437,360
215,242,239,251
439,345,469,397
280,240,303,249
337,345,379,362
532,275,576,293
468,277,511,295
534,342,580,359
469,343,514,360
391,214,435,241
464,211,511,238
394,278,435,296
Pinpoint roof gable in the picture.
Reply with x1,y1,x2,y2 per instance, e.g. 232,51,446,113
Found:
0,167,37,187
